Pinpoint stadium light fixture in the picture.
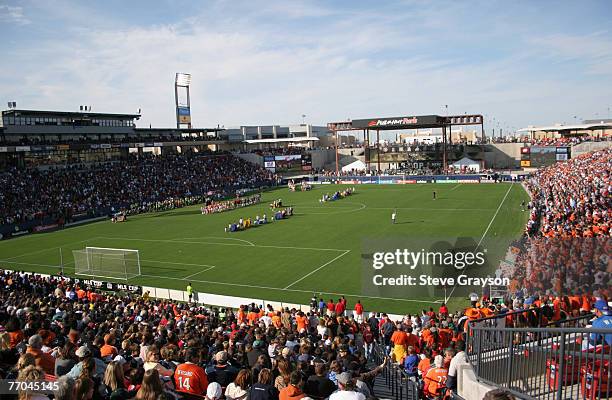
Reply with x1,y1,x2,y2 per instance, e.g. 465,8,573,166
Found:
176,73,192,87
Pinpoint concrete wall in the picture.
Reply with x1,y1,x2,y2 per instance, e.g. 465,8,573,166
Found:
571,141,612,157
457,359,498,400
310,149,336,169
483,143,523,169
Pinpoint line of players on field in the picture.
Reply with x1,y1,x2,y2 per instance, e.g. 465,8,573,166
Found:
320,187,355,203
224,207,294,232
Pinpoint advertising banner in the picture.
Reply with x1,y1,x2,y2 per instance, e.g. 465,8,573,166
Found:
178,106,191,124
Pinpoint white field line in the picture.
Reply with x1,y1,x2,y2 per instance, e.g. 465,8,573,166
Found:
183,266,216,280
0,260,62,268
476,183,514,249
443,183,514,303
136,272,439,304
3,237,97,261
449,184,462,191
365,207,492,211
283,250,350,289
299,202,367,215
173,237,255,246
96,236,349,252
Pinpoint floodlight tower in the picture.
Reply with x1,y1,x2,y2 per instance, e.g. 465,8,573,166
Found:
175,73,192,129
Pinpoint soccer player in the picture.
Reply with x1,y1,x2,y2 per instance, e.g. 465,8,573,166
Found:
391,210,397,224
432,190,437,200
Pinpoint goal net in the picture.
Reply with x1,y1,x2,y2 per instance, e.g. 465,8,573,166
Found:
73,247,141,280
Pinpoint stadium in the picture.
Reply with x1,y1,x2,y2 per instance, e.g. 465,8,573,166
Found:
1,2,611,400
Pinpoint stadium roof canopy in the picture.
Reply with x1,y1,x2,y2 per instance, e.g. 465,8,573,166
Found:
329,114,483,131
2,109,141,120
517,122,612,133
244,137,319,144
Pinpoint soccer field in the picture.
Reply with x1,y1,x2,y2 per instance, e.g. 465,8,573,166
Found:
0,183,529,314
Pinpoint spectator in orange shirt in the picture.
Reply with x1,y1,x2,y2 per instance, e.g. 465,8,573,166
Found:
423,355,448,398
174,347,209,396
418,348,432,379
390,326,409,363
295,312,308,333
272,312,282,329
279,371,305,400
100,334,118,360
6,317,24,349
26,334,55,375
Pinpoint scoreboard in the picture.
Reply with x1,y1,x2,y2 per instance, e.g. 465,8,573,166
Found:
520,146,570,167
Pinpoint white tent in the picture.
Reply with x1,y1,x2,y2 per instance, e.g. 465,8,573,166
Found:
342,159,366,172
451,157,481,172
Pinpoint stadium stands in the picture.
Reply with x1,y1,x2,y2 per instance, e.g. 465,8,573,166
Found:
0,153,275,227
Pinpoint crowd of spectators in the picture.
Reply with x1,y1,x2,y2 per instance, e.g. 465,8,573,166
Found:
498,147,611,299
490,134,609,145
0,271,396,400
2,269,597,400
0,154,275,226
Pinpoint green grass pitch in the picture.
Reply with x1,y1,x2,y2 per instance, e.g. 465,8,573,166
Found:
0,183,529,315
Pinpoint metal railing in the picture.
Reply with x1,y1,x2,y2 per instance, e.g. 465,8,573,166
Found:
467,315,612,400
372,344,420,400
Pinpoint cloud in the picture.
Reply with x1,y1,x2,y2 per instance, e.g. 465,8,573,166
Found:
528,31,612,76
0,1,610,132
0,4,30,25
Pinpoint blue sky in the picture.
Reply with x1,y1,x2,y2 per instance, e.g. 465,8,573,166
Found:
1,0,611,133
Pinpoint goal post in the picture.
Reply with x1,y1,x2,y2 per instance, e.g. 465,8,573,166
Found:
73,247,141,280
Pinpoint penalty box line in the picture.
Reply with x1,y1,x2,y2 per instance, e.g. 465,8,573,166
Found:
96,236,350,252
283,250,350,290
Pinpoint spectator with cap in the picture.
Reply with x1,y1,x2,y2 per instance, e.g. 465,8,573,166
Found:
329,372,365,400
203,382,221,400
67,345,106,380
279,371,306,400
248,338,271,368
588,299,612,347
26,334,55,375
